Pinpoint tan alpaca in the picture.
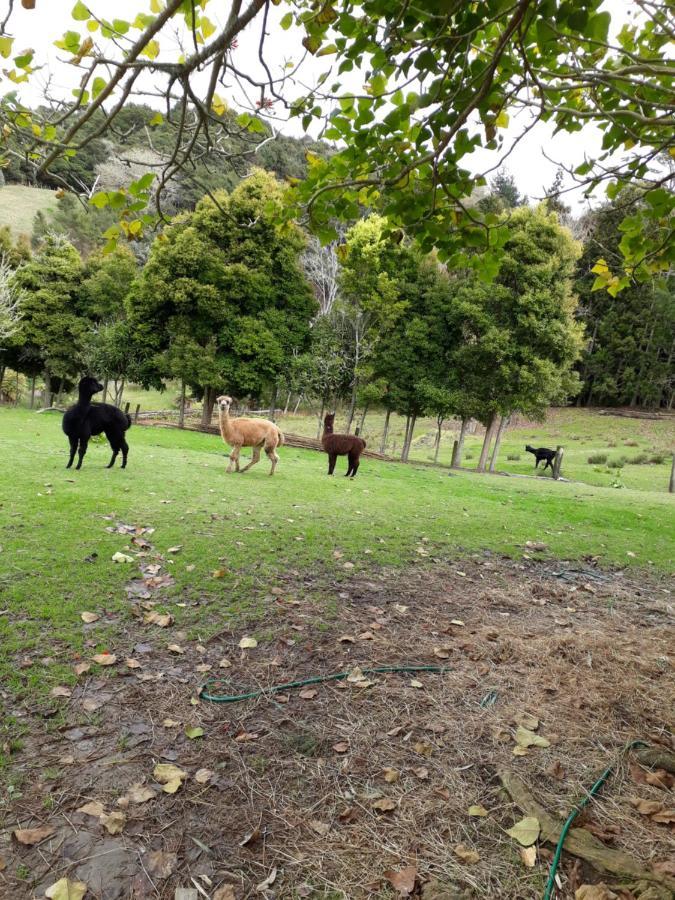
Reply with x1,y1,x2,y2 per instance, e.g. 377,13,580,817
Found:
216,396,284,475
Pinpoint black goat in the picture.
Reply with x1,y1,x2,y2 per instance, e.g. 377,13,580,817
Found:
525,444,557,473
62,376,131,470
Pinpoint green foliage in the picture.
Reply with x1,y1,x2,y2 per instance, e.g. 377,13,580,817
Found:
588,452,608,464
575,197,674,408
127,169,316,399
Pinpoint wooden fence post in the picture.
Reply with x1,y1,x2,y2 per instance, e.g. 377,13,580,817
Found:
124,401,130,417
669,453,675,493
552,445,564,480
451,439,459,468
134,404,140,423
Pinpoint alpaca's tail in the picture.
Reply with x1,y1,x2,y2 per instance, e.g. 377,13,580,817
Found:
361,438,367,449
125,413,132,430
277,427,284,446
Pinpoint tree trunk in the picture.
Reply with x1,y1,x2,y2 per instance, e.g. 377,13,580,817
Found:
400,414,411,461
380,408,391,455
358,403,369,434
201,387,216,427
451,417,468,467
345,378,358,432
0,365,5,393
178,380,186,428
102,376,108,403
402,414,417,462
316,396,325,440
477,413,497,472
54,377,64,408
269,383,278,422
434,416,444,463
115,378,125,407
30,375,36,409
284,391,292,415
293,394,303,414
669,454,675,494
489,415,510,472
43,370,52,407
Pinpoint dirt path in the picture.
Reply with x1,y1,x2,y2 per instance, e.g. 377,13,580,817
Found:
1,556,673,899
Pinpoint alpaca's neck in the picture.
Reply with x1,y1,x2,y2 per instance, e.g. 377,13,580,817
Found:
77,391,94,408
219,408,235,441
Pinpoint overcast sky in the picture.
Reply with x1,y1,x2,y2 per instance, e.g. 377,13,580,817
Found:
5,0,638,211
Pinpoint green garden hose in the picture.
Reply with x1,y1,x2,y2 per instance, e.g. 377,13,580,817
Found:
199,664,451,703
542,740,649,900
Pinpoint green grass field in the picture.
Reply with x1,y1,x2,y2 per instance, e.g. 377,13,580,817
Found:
0,184,55,238
1,406,672,706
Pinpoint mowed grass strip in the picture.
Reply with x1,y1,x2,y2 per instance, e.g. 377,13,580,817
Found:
0,407,672,701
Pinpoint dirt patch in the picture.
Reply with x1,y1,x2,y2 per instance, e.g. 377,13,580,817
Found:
1,557,673,899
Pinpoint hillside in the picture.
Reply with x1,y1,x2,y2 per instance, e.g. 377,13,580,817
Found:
0,183,55,238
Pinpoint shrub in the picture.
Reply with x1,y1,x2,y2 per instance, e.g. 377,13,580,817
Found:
625,453,648,465
607,457,626,469
507,453,521,460
588,452,607,464
465,451,475,459
649,453,665,465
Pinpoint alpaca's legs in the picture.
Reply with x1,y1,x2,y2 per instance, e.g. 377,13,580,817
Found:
349,454,360,478
327,453,337,475
240,445,261,473
76,436,90,470
106,445,119,468
121,438,129,469
66,435,78,468
227,446,241,473
265,445,279,476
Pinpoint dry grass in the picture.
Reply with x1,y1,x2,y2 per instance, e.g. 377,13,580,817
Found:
1,557,673,899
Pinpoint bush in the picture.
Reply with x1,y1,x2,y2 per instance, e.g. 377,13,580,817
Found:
607,457,626,469
649,453,665,465
625,453,648,465
507,453,521,460
587,452,607,464
465,451,475,459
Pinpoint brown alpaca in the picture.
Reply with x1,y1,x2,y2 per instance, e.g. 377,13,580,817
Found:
217,396,284,475
321,413,366,478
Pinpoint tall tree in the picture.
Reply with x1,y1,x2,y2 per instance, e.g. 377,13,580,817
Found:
127,169,316,424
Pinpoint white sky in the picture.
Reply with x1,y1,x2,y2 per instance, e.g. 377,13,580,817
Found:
3,0,639,211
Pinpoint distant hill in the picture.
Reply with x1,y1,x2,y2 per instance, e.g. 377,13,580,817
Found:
0,184,56,238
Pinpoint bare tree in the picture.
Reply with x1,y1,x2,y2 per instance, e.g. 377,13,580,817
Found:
301,235,340,318
0,257,21,345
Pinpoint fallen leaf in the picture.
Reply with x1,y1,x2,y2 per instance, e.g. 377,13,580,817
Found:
195,768,214,784
112,552,134,563
218,657,231,668
333,741,349,753
383,767,400,783
506,816,541,846
414,766,429,779
515,713,539,730
645,769,674,790
372,797,397,813
468,804,489,817
652,859,675,877
525,541,548,552
413,741,433,757
234,730,259,742
153,763,187,793
309,819,330,836
82,697,104,712
167,546,182,554
433,647,451,659
196,663,212,673
80,611,99,623
167,643,184,654
91,653,117,666
384,865,417,896
394,604,408,614
45,878,88,900
212,568,227,578
652,807,675,824
631,797,663,816
410,679,424,689
14,825,55,845
575,885,618,900
213,887,236,900
77,800,105,817
338,634,355,643
163,718,180,727
512,746,530,757
144,611,173,627
185,726,204,739
299,688,317,699
50,685,72,698
546,760,565,780
100,810,126,834
450,619,465,626
515,726,550,749
125,658,141,669
146,849,178,879
239,636,258,649
256,867,277,892
520,846,537,868
126,784,155,803
0,857,5,871
453,843,480,864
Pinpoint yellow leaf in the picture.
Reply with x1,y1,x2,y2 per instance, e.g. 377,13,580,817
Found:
590,258,609,276
153,763,187,794
141,39,160,60
45,878,88,900
150,0,164,10
453,843,480,864
495,110,509,128
515,726,550,749
506,816,540,846
468,804,489,817
520,845,537,867
211,93,228,117
100,811,126,834
239,635,257,649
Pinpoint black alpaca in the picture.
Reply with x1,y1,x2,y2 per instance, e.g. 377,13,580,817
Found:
62,376,131,470
525,444,557,473
322,413,366,478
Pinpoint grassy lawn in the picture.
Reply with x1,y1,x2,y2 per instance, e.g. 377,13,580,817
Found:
0,184,56,238
1,406,672,703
